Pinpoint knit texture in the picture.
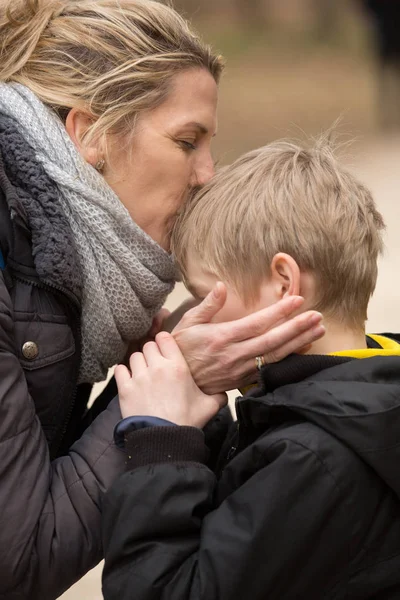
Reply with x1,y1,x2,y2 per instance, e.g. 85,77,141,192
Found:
0,115,82,299
0,83,179,383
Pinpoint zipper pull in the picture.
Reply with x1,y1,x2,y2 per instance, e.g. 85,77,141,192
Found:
226,445,237,461
226,424,240,461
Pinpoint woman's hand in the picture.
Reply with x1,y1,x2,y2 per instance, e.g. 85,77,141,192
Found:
115,333,227,429
172,283,325,394
161,297,200,333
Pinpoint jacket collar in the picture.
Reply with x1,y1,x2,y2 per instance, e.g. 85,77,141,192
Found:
237,336,400,427
236,348,400,501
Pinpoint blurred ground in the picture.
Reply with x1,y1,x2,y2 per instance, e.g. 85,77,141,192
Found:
61,3,400,598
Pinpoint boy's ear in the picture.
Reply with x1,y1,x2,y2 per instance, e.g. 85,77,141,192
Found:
65,108,102,167
270,253,301,299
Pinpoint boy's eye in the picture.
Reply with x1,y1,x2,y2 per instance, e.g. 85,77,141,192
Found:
193,291,207,302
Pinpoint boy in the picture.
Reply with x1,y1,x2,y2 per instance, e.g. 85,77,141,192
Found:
102,140,400,599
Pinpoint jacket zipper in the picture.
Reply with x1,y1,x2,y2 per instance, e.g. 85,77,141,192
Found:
226,423,240,462
225,399,248,464
13,271,80,308
13,272,82,457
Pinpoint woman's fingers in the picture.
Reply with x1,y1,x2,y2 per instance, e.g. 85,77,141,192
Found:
223,296,305,344
241,311,325,364
162,297,200,333
173,282,227,330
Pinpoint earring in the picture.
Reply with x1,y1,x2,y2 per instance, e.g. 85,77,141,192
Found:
95,158,105,172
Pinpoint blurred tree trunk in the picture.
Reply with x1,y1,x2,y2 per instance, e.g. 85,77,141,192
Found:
235,0,270,28
313,0,341,39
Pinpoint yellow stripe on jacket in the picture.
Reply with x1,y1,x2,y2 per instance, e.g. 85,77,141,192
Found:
330,334,400,358
240,335,400,396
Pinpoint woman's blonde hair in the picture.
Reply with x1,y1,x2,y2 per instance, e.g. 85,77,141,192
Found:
0,0,223,144
172,139,385,329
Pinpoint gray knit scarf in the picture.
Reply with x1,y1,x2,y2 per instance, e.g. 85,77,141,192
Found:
0,83,178,383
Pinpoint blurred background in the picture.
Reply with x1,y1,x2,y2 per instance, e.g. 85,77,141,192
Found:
177,0,400,159
63,1,400,597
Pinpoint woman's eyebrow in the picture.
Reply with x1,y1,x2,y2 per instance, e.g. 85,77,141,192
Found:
179,121,217,137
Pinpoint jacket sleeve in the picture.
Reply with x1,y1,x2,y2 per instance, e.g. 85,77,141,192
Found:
102,427,353,600
0,273,126,600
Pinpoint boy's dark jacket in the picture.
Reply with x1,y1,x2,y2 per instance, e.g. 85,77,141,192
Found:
103,353,400,600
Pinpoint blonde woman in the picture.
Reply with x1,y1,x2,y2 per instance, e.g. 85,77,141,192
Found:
0,1,324,598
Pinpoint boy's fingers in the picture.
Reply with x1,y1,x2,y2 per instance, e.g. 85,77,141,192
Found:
225,296,305,343
149,308,171,337
156,331,187,363
175,282,227,329
142,341,163,365
129,351,147,374
114,364,132,387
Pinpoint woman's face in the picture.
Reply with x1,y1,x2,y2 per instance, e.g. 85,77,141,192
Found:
104,68,218,250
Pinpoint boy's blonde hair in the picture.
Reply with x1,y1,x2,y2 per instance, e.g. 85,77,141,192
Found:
0,0,223,146
172,139,385,328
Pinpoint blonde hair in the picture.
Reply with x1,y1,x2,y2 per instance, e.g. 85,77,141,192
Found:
172,139,385,328
0,0,223,145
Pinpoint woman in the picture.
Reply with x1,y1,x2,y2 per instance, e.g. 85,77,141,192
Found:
0,1,324,598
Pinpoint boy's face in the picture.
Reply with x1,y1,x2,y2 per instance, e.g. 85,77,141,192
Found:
185,257,279,324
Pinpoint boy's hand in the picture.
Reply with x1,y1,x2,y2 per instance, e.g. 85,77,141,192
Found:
115,332,227,429
122,308,171,366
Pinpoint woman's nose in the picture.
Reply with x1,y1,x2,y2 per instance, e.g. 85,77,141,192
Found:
192,153,215,187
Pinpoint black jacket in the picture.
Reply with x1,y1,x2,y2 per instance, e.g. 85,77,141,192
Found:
103,352,400,600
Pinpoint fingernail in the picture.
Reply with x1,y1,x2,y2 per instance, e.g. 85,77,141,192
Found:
309,312,323,325
313,324,325,337
291,296,304,306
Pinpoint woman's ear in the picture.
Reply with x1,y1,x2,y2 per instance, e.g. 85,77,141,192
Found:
65,108,101,167
270,252,301,299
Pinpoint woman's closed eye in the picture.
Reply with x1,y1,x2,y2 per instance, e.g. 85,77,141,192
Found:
178,140,197,151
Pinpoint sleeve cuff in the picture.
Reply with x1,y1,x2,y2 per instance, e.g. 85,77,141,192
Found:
114,415,177,448
125,426,208,470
